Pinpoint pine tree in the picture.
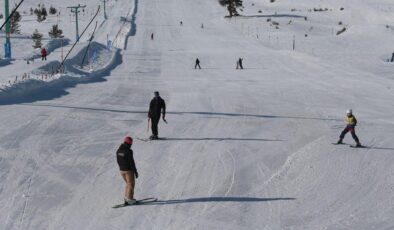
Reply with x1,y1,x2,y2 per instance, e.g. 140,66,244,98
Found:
35,5,47,22
48,24,63,38
36,12,44,22
49,6,57,15
41,5,48,18
34,8,40,15
219,0,243,17
32,29,43,48
10,10,21,34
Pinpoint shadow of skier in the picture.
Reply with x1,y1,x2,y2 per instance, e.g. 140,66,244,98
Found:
138,196,296,206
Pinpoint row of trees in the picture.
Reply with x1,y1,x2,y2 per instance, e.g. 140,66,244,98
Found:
32,25,63,48
30,5,57,22
8,4,59,35
3,5,62,48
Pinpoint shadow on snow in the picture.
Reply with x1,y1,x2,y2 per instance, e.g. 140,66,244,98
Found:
143,196,296,205
157,137,282,142
240,14,306,19
18,103,341,122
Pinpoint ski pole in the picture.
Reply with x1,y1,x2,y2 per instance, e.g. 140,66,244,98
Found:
147,118,150,132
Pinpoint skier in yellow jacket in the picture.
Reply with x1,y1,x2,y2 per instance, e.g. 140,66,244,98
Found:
337,109,362,147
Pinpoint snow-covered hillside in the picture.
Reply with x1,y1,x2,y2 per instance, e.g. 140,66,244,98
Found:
1,0,394,229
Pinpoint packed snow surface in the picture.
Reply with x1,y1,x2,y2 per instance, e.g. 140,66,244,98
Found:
1,0,394,229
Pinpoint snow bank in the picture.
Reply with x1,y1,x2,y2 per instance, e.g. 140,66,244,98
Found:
0,42,121,105
24,38,70,61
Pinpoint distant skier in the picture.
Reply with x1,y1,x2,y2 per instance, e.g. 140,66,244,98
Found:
151,33,154,40
41,47,47,61
116,136,139,205
201,23,204,29
195,58,201,69
236,58,243,69
180,21,183,26
336,109,362,147
391,52,394,62
148,91,166,140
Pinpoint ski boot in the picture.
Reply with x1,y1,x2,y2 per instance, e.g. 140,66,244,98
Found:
149,135,159,140
124,198,137,205
355,142,362,147
336,138,343,144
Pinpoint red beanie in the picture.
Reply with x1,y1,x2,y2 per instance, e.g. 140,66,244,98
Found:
123,136,133,145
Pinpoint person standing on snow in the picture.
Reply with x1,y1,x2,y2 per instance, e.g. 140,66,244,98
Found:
337,109,362,147
41,47,47,61
236,57,243,69
238,58,243,69
116,136,139,205
148,91,166,140
195,58,201,69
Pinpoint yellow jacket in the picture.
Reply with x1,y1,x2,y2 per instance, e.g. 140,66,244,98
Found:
346,115,357,126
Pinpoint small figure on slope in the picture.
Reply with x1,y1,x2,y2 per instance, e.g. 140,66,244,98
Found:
41,47,47,61
195,58,201,69
148,91,166,140
151,33,154,40
116,136,139,205
236,57,243,69
337,109,362,147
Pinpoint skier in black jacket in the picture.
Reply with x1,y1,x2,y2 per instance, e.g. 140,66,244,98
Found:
116,136,138,205
148,91,166,140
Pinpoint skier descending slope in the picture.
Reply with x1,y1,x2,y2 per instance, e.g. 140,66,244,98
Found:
148,91,166,140
336,109,362,147
116,136,139,205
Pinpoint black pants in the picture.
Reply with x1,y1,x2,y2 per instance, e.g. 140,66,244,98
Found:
151,116,160,136
195,63,201,69
42,56,47,61
339,126,359,143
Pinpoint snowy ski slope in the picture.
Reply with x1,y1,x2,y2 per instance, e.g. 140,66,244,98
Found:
1,0,394,229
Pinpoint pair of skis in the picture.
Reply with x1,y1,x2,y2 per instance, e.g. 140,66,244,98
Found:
137,137,166,142
332,143,367,148
112,198,158,208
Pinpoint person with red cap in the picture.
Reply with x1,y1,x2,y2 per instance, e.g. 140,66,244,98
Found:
116,136,139,205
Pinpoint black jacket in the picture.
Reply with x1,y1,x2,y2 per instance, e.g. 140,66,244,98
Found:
148,96,166,118
116,143,138,173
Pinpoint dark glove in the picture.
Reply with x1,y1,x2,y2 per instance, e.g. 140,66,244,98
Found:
135,172,139,179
